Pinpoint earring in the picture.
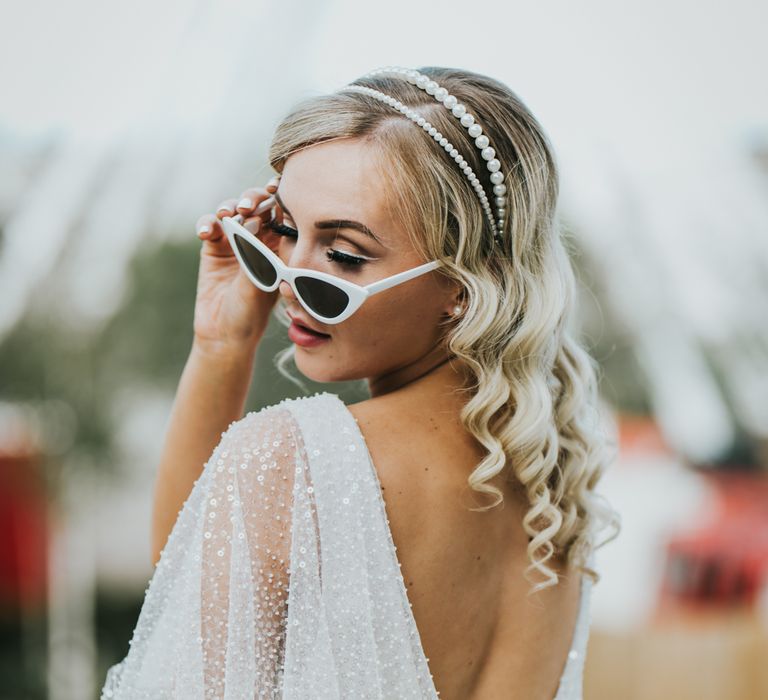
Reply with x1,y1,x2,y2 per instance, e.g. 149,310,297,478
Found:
453,304,463,316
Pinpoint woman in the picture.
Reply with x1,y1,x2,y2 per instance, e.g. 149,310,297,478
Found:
102,65,620,699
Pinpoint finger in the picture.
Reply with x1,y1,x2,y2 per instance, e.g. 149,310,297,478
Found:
215,198,240,220
240,196,277,235
196,213,217,238
235,187,275,217
242,217,261,236
196,213,225,243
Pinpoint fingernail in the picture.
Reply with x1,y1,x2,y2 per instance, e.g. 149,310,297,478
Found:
216,205,231,213
237,197,254,209
198,224,210,235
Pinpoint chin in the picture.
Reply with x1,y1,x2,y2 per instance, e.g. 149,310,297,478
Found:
294,351,369,384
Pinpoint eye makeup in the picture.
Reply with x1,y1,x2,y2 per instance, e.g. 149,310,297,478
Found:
267,220,372,269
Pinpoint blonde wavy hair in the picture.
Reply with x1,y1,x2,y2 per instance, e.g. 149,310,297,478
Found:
266,66,621,595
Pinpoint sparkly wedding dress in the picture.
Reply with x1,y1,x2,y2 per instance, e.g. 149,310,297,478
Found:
101,392,594,699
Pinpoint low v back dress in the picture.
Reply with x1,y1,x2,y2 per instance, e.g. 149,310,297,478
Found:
101,391,595,699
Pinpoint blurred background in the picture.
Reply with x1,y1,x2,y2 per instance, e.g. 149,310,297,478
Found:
1,1,767,698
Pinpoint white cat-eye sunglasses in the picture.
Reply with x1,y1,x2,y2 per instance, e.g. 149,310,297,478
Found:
220,212,442,325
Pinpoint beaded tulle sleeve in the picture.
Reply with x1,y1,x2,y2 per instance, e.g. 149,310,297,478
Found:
100,392,441,699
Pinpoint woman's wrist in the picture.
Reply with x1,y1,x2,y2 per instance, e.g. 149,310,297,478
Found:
191,333,261,365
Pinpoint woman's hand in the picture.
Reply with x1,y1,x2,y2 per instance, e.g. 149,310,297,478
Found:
192,176,284,353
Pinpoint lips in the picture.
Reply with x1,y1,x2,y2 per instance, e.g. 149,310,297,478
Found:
288,312,330,336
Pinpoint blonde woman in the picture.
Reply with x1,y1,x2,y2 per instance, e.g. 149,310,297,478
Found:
102,66,620,699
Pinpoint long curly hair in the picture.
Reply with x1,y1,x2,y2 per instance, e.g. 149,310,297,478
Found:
266,66,621,595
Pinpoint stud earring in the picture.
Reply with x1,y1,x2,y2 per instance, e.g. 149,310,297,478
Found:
453,304,463,315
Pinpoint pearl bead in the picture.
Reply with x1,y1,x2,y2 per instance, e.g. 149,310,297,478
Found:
475,135,490,149
346,71,510,240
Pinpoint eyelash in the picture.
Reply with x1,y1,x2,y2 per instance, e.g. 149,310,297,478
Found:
267,221,368,267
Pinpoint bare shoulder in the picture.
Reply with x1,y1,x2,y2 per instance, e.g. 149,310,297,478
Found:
344,393,585,699
344,392,522,549
344,394,520,678
344,393,477,523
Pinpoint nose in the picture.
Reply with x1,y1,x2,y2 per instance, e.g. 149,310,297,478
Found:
278,280,296,302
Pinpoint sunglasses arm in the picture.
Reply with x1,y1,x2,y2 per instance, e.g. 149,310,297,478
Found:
364,260,442,295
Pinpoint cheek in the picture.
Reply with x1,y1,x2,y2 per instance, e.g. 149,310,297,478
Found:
343,278,447,344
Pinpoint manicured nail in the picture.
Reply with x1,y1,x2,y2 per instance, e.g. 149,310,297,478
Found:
198,224,210,235
237,197,254,209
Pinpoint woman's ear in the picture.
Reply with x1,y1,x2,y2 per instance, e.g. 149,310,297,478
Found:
443,283,467,317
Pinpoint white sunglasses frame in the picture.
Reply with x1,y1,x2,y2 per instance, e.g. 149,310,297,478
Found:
220,214,442,325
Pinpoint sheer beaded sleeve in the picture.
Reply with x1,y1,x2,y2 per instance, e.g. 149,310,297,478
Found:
101,403,303,699
103,391,487,698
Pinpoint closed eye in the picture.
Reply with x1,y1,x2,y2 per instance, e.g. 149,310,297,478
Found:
267,220,368,268
268,221,299,238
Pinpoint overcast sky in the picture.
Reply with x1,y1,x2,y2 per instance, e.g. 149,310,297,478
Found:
1,0,765,149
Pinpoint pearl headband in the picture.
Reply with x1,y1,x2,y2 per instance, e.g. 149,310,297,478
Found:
339,66,508,248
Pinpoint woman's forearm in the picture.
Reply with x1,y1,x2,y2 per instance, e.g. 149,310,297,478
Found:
149,338,259,567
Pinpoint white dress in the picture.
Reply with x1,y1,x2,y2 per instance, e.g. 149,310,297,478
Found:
101,391,594,699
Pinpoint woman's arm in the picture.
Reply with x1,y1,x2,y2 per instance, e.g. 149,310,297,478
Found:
149,338,259,567
150,177,280,568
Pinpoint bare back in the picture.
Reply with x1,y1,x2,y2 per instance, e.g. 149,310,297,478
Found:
347,390,584,700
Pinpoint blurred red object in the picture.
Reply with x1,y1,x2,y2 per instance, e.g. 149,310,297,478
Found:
659,471,768,611
0,451,49,616
617,414,675,457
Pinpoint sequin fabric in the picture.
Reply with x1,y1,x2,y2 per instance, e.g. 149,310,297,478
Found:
101,391,594,699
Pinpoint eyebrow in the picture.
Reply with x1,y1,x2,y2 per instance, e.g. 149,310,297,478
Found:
274,190,385,246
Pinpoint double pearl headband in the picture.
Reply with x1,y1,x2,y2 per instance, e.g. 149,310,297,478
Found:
340,66,508,248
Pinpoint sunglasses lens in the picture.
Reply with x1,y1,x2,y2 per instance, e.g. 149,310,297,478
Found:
233,234,277,286
295,276,350,319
